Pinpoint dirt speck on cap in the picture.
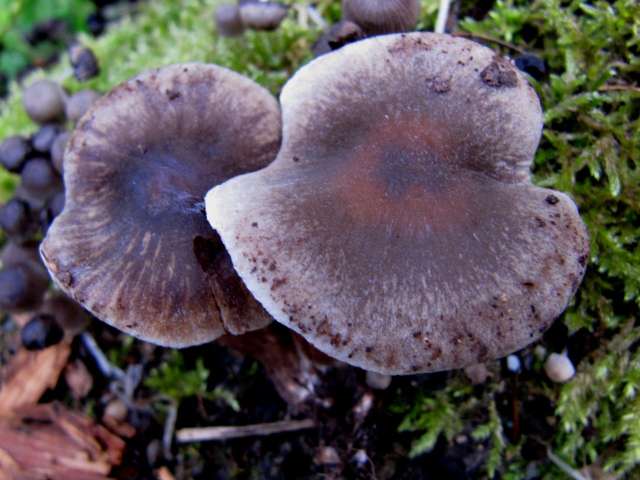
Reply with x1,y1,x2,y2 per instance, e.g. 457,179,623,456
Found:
480,56,518,88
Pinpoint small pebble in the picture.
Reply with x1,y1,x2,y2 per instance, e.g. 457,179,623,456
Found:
0,136,30,172
65,90,100,123
69,44,100,82
365,370,392,390
23,80,66,124
104,398,128,423
514,53,547,80
21,313,64,350
506,354,521,373
464,363,490,385
352,449,369,468
544,352,575,383
315,446,340,466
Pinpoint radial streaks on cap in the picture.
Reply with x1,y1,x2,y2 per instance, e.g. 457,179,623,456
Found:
41,63,281,346
205,34,589,373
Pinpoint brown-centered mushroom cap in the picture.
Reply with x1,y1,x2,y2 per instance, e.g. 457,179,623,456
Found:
205,33,589,374
41,63,281,347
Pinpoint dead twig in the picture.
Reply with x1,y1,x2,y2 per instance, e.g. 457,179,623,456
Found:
80,332,125,380
175,419,316,443
547,449,588,480
599,84,640,94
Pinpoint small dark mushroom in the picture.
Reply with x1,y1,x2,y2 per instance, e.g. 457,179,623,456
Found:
206,33,589,374
40,63,282,347
23,80,66,124
21,314,65,350
239,1,288,31
312,20,364,57
20,158,59,197
0,264,49,311
32,125,62,153
0,136,30,172
215,4,245,36
65,90,101,123
342,0,420,34
69,44,100,82
0,198,31,238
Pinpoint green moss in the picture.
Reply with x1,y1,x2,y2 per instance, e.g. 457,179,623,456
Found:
399,0,640,478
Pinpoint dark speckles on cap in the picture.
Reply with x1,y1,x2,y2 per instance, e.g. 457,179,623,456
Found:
205,33,589,374
40,63,281,347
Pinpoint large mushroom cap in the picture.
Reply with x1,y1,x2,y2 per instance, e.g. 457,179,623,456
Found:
205,33,589,374
41,63,281,347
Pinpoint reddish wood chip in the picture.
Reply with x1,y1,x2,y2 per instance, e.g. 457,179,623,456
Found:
0,342,70,417
0,403,126,479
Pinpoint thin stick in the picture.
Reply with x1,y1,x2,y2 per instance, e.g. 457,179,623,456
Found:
80,333,125,380
599,84,640,94
162,401,178,460
452,31,525,54
435,0,451,34
176,419,316,443
547,450,588,480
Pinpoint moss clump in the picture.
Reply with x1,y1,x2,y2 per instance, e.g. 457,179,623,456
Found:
399,0,640,478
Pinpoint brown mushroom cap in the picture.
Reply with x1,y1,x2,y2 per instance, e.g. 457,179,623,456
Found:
205,33,589,374
342,0,420,34
41,63,281,347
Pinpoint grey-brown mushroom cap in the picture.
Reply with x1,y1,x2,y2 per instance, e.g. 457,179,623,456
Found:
342,0,420,34
205,33,589,374
40,63,281,347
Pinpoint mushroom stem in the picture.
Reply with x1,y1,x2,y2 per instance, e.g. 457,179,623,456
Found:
434,0,451,34
175,419,316,443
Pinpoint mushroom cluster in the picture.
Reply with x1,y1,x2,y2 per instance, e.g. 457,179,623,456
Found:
40,33,588,376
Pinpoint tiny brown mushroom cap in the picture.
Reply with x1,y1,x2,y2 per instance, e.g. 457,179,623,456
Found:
342,0,420,34
205,33,589,374
41,63,281,347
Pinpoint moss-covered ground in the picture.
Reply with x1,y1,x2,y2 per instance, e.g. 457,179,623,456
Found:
1,0,639,478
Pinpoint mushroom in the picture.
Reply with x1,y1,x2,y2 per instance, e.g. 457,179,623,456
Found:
40,63,282,347
205,33,589,374
22,79,66,124
215,4,245,37
239,1,288,31
342,0,420,35
312,20,364,57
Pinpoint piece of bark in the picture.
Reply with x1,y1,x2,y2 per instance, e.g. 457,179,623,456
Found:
0,342,70,417
0,403,125,479
65,359,94,400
